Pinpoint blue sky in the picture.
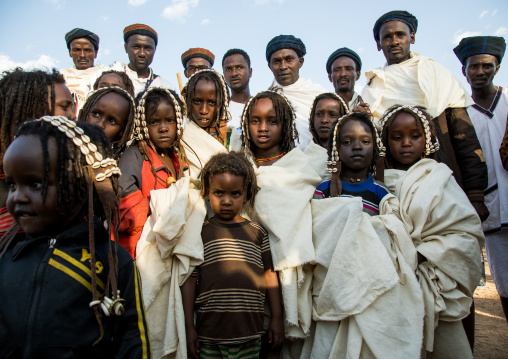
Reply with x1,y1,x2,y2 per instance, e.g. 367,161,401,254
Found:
1,0,507,95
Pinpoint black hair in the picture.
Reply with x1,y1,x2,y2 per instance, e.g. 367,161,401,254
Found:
78,87,136,159
0,68,65,173
200,151,259,209
222,48,251,68
309,92,349,146
93,70,136,98
241,90,298,157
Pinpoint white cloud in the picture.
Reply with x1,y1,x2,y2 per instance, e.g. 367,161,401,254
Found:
0,53,59,74
201,18,210,25
45,0,66,9
161,0,199,23
357,47,365,53
452,31,481,45
101,15,110,21
492,9,498,16
103,49,111,55
254,0,284,4
128,0,148,5
479,10,488,18
495,27,508,36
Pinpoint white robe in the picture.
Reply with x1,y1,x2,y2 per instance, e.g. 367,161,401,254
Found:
269,77,327,150
110,62,175,96
227,100,246,152
60,64,108,113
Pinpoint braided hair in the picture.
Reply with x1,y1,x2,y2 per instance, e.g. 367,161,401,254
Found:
0,68,65,173
182,69,231,145
377,105,439,171
1,117,123,344
240,90,298,158
78,86,136,159
133,87,188,181
308,92,350,146
92,70,135,98
200,151,259,209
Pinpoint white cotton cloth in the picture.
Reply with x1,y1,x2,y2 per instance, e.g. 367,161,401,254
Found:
384,159,484,352
348,91,362,111
136,177,206,359
60,64,108,113
250,147,321,338
304,195,423,359
227,100,246,152
269,77,328,150
361,52,473,124
110,62,175,96
303,141,330,182
181,119,228,182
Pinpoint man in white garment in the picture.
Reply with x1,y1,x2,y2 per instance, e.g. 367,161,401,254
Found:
326,47,364,111
455,35,508,322
266,34,327,149
222,48,252,150
60,28,108,115
362,10,488,221
111,24,174,97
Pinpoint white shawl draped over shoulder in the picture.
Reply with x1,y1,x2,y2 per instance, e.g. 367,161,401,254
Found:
250,147,321,338
136,177,206,359
384,159,484,351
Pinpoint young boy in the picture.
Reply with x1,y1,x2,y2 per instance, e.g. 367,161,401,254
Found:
181,151,283,358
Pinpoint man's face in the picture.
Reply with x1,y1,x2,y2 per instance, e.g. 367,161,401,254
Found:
184,57,211,78
124,34,156,72
69,38,97,70
328,56,360,94
464,54,500,90
268,48,304,86
377,20,415,65
223,54,252,92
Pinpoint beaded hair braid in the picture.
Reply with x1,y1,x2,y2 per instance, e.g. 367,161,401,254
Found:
134,87,188,180
308,92,350,145
240,90,298,158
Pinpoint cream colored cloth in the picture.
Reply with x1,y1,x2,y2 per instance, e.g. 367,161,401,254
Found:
227,100,246,152
250,148,321,338
269,77,327,150
60,64,108,113
361,52,473,124
136,176,206,359
303,141,330,182
384,159,484,352
181,119,228,182
304,195,424,359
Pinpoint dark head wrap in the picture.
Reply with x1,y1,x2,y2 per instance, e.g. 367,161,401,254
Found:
266,35,306,62
181,48,215,68
65,28,100,51
453,36,506,65
326,48,362,74
123,24,158,46
373,10,418,41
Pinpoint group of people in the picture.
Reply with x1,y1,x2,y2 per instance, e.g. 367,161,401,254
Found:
0,8,507,359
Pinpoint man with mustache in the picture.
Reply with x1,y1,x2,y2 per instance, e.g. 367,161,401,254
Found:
362,10,488,222
112,24,174,96
266,34,327,149
455,35,508,323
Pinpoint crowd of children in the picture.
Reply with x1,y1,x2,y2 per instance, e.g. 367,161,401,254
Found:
0,67,485,359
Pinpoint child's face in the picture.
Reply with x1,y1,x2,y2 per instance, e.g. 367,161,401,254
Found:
388,112,425,170
338,119,374,177
191,78,217,129
87,92,130,142
97,73,127,91
248,98,282,154
147,99,177,149
4,135,63,237
208,173,246,223
51,83,76,121
313,98,341,146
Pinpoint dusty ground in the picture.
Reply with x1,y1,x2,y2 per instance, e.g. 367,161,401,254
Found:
473,256,508,358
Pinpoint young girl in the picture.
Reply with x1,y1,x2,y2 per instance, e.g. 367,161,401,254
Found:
0,117,150,357
78,86,136,158
379,105,484,358
314,112,390,216
309,92,349,148
181,151,283,359
93,70,136,97
118,87,187,257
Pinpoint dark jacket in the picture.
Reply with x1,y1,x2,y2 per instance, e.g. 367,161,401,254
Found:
0,218,152,359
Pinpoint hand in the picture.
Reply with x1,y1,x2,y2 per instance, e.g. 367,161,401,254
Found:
352,101,372,117
267,316,284,349
186,326,200,359
471,201,489,222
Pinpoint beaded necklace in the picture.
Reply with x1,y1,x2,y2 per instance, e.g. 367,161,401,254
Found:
255,152,285,162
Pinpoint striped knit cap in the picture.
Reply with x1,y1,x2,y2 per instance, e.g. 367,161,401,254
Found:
123,24,158,46
266,35,306,62
65,28,100,51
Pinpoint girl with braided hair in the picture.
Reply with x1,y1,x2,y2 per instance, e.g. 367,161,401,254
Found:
379,105,483,358
309,92,349,148
78,86,136,159
0,117,150,358
117,87,187,257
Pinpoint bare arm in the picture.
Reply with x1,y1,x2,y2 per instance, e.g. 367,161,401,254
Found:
181,275,199,359
264,269,284,349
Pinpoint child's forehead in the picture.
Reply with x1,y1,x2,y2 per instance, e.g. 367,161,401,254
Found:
390,111,423,130
4,134,57,170
340,118,372,135
210,172,246,186
317,97,340,108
